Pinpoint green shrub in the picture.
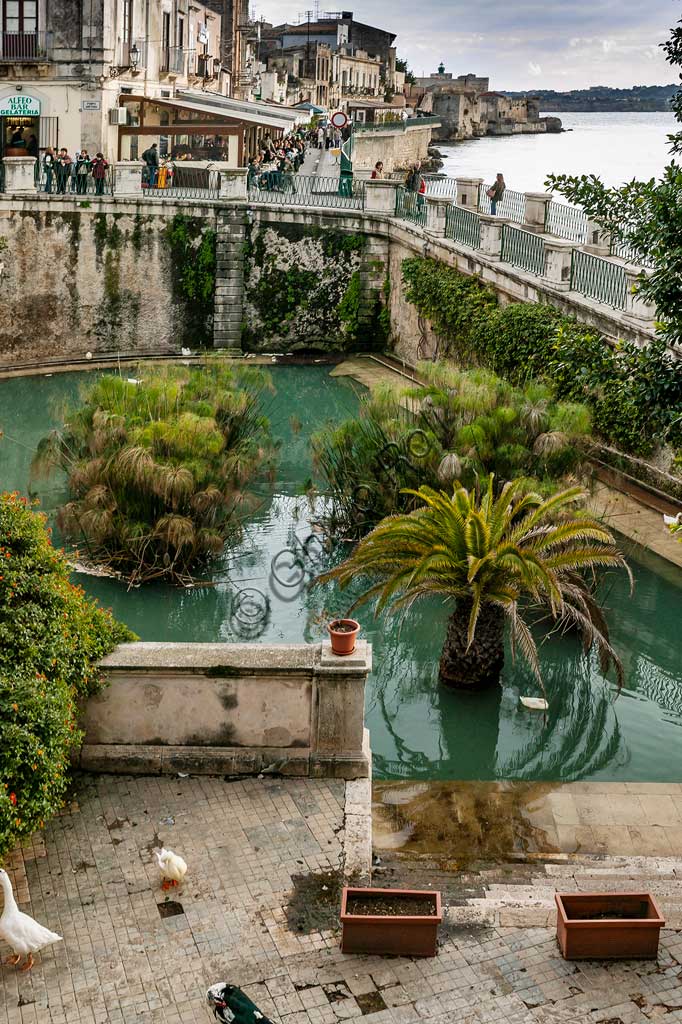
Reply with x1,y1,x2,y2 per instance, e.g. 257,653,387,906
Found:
34,362,276,585
312,365,591,536
401,256,682,456
0,492,134,856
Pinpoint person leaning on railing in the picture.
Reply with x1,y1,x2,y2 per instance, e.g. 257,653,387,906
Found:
91,153,109,195
42,147,56,194
487,173,506,215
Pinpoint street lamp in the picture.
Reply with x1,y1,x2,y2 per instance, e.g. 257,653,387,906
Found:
109,41,140,77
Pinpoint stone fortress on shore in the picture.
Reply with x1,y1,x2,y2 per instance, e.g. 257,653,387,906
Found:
408,66,563,141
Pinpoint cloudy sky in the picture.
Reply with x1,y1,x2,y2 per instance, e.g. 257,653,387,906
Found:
252,0,679,90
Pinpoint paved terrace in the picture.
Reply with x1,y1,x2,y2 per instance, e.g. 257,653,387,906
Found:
3,775,682,1024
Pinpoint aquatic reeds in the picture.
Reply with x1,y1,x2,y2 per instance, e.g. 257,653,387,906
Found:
33,361,276,585
310,364,592,538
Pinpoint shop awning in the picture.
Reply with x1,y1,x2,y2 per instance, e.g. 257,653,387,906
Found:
172,90,302,131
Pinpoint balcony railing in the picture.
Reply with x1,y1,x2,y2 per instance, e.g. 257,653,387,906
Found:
545,200,588,244
479,183,526,223
160,46,185,74
248,173,365,211
395,186,427,227
445,204,481,249
571,248,627,310
0,31,52,61
609,237,654,270
501,224,546,276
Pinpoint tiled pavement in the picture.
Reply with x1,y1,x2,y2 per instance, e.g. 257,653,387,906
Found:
3,774,682,1024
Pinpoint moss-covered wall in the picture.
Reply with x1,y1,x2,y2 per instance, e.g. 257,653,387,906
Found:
241,221,389,353
0,202,217,364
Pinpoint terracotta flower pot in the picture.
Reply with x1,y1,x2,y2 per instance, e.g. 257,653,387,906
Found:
555,892,665,960
328,618,360,656
340,886,442,957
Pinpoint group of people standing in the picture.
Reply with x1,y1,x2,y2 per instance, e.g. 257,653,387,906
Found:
315,124,342,150
41,148,110,195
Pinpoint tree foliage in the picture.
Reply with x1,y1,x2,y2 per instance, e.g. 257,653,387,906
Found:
0,492,134,855
319,475,628,691
402,257,682,454
34,362,276,585
546,15,682,347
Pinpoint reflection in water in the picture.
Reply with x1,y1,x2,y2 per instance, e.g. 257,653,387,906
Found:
373,780,560,865
499,657,625,782
1,366,682,783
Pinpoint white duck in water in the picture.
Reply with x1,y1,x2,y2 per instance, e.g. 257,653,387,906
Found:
153,848,188,890
0,868,62,972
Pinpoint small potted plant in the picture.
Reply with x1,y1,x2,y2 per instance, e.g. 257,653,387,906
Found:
340,886,442,957
328,618,360,656
555,891,665,960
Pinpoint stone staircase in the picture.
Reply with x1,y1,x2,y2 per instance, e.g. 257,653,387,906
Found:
373,852,682,932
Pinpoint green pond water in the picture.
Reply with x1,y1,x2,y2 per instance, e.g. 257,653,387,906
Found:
1,365,682,783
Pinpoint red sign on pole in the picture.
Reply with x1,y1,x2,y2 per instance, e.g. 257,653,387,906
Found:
330,110,349,129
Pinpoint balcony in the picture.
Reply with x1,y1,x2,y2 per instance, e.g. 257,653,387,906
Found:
160,46,185,75
0,31,52,62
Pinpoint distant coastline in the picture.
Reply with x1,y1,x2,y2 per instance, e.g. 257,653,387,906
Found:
508,84,677,113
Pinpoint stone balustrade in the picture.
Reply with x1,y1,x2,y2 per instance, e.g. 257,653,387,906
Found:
78,640,372,779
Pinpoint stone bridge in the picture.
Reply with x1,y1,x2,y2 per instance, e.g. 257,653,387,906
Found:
0,157,656,366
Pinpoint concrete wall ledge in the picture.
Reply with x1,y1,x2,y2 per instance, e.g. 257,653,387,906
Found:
82,641,372,780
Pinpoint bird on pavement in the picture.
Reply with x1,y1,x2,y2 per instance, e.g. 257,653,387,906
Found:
0,868,62,972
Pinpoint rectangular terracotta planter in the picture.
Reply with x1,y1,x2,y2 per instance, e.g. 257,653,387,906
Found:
340,886,442,957
556,892,665,960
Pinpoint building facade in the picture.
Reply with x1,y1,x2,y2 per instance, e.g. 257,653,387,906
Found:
0,0,231,158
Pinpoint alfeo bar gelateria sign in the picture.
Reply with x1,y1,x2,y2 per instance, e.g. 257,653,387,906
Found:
0,95,41,116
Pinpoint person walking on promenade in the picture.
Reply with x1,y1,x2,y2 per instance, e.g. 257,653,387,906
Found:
487,172,505,215
317,125,325,150
55,148,71,194
42,147,55,193
371,160,384,179
91,153,109,195
142,142,159,188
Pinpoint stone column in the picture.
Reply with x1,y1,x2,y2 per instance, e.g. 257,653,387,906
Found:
624,266,656,321
524,192,553,233
456,176,483,210
114,160,144,196
426,196,452,237
543,237,574,289
2,156,36,194
364,179,399,215
213,206,247,353
479,214,507,259
584,219,611,257
310,641,372,779
213,164,247,201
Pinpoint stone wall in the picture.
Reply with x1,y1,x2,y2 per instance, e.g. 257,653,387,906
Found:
0,193,657,368
236,207,391,353
352,123,434,174
0,196,216,365
79,640,372,779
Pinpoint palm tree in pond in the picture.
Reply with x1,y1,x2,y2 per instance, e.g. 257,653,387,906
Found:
321,475,629,691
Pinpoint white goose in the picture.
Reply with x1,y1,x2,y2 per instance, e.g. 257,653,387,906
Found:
0,867,62,972
153,848,188,890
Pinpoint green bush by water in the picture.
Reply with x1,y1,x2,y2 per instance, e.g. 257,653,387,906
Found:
33,361,277,585
402,257,682,456
0,493,134,856
311,363,591,536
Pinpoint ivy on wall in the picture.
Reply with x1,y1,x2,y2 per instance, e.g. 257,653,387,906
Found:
402,256,682,456
242,223,385,352
165,214,217,347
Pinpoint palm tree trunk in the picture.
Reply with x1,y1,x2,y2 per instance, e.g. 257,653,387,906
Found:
439,600,505,689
